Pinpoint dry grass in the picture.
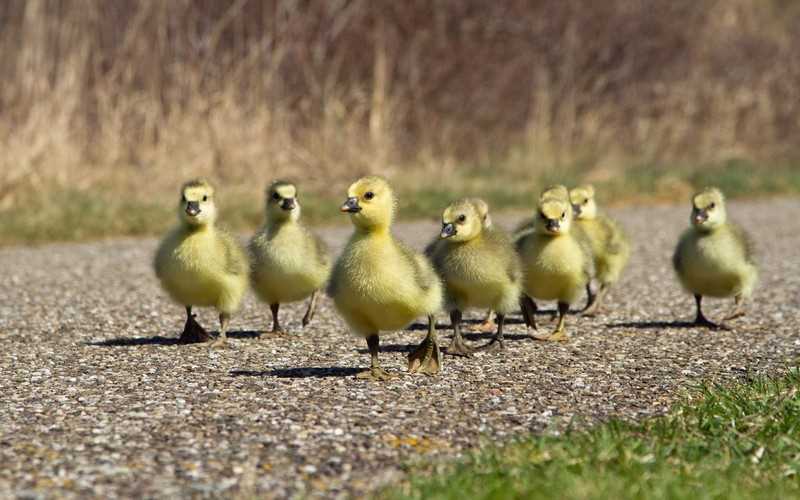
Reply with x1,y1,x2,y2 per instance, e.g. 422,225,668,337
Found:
1,1,799,244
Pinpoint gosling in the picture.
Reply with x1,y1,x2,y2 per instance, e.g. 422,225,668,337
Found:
512,185,569,238
429,198,522,355
516,185,592,341
249,181,331,334
154,179,249,347
673,187,757,329
329,176,443,380
425,197,496,331
424,197,492,255
569,184,630,315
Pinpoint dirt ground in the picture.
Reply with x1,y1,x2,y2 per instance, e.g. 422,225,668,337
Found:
1,198,798,499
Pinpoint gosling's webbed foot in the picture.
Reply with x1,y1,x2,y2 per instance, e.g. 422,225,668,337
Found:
694,315,730,331
445,337,474,357
531,330,570,342
477,338,504,352
582,284,604,317
723,310,746,321
179,314,210,344
356,367,397,381
209,336,228,348
408,337,442,375
477,318,496,333
581,300,601,317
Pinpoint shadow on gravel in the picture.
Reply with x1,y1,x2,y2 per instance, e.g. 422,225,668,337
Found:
86,336,182,347
408,316,535,331
408,322,450,331
230,367,362,378
606,321,698,330
86,330,261,347
354,334,532,354
462,332,531,341
357,343,415,354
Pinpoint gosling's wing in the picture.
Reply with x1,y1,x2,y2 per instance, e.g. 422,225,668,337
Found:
599,216,628,256
484,227,523,283
154,242,167,279
396,238,439,293
247,229,267,271
512,217,535,238
423,236,440,259
514,227,535,252
729,222,757,266
571,223,595,279
218,229,249,277
326,234,354,297
309,229,331,268
153,229,178,279
672,230,691,273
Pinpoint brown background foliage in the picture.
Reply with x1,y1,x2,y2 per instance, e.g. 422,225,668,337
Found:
1,0,799,207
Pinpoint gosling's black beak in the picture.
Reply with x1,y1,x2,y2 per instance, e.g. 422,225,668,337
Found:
546,219,560,232
340,197,361,213
280,198,296,211
185,201,201,216
440,223,457,239
572,204,582,216
694,210,708,224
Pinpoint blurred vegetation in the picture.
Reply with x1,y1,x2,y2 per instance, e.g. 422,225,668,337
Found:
1,159,797,246
388,370,800,500
0,1,799,245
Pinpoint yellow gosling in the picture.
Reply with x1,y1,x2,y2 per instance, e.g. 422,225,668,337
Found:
154,179,249,347
328,176,444,380
569,184,631,315
429,198,522,355
511,185,569,238
673,187,758,329
425,198,496,331
516,185,592,341
249,181,331,334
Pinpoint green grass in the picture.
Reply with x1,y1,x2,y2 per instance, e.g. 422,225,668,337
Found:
387,370,800,500
1,159,799,246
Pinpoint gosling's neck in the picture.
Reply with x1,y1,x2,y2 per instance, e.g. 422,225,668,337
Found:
694,223,725,235
181,222,214,235
447,232,483,248
354,223,391,240
266,216,300,236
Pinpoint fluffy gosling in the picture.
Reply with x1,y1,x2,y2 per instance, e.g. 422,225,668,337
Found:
425,198,496,331
673,187,757,329
429,198,522,355
569,184,631,315
516,185,592,341
511,185,569,238
154,179,249,347
249,181,331,334
328,176,444,380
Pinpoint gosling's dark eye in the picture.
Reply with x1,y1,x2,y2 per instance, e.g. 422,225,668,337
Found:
709,202,715,209
364,191,375,200
584,199,589,204
202,195,208,202
457,214,467,223
272,192,281,201
561,211,566,219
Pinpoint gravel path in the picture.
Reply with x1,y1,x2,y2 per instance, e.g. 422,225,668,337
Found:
1,198,799,499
